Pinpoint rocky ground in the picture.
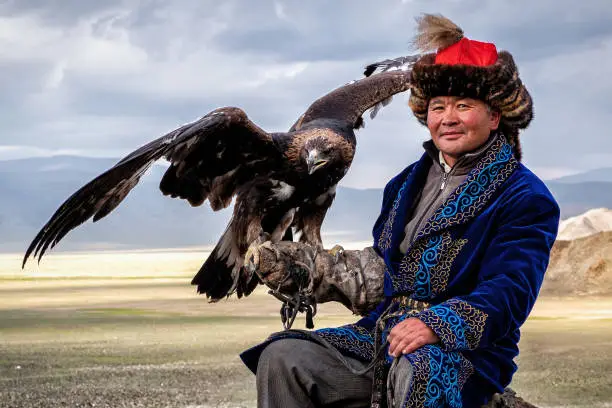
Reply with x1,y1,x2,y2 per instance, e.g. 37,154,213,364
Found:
543,231,612,296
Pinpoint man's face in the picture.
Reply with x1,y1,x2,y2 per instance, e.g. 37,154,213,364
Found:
426,96,501,165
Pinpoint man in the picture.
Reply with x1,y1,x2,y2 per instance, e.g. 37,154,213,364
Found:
240,14,560,408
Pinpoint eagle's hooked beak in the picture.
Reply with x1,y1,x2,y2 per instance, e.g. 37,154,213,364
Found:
306,150,328,175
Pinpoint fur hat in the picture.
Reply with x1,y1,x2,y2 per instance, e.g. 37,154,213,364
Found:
407,14,533,160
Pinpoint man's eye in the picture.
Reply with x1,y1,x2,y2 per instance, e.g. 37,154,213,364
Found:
457,103,469,109
430,106,444,111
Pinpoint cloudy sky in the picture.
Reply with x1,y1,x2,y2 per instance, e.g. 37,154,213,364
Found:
1,0,611,188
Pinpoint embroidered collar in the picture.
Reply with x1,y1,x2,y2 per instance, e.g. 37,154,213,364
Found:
376,135,518,258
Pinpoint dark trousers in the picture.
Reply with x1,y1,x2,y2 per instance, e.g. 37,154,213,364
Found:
256,338,413,408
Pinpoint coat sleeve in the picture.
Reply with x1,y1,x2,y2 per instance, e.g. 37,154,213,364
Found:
415,192,560,351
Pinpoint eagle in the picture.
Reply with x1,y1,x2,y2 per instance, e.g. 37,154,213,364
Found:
22,65,415,301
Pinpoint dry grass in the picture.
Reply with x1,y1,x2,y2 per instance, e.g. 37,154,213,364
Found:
1,250,612,407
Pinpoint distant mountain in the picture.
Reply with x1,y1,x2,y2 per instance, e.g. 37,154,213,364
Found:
550,167,612,184
2,157,612,253
544,167,612,218
546,181,612,219
0,156,381,253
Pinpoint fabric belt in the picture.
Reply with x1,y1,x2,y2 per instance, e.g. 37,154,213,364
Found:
393,296,431,312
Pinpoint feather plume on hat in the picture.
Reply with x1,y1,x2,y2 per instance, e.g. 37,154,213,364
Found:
412,14,464,53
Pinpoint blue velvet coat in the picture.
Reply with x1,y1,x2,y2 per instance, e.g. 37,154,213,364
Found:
241,137,560,407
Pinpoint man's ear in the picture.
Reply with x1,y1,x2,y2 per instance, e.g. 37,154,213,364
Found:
489,109,501,131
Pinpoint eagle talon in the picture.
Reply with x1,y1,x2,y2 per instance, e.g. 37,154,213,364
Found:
259,241,281,262
328,244,345,263
244,245,260,277
328,244,345,256
256,232,271,245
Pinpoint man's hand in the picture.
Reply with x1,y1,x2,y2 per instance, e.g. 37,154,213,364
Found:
387,317,440,357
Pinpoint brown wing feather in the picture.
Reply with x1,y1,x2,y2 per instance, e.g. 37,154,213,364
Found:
299,70,413,126
23,107,278,267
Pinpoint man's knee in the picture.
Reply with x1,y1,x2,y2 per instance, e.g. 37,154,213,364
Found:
258,339,297,372
257,338,319,375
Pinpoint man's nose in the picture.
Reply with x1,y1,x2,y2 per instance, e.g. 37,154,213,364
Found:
441,108,459,126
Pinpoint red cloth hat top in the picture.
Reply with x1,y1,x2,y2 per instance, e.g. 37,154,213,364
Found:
434,37,498,67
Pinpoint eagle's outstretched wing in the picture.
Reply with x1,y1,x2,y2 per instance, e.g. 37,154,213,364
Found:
296,69,414,130
22,107,280,267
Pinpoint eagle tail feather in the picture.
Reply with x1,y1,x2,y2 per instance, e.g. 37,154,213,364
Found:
191,221,242,300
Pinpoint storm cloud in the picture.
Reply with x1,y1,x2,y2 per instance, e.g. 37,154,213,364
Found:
1,0,611,187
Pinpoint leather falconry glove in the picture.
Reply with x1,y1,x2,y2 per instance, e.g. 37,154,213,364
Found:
244,240,385,316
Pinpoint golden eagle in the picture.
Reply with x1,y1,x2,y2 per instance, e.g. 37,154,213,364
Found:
22,66,414,301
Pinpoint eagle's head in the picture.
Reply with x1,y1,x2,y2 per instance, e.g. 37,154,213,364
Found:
303,137,336,175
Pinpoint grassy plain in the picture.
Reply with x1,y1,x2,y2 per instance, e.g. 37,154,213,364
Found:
1,250,612,407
